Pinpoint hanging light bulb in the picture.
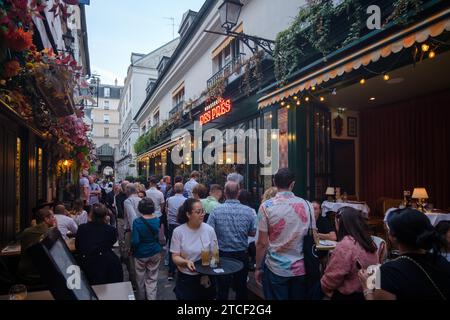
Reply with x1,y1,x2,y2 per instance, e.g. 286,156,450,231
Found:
281,101,286,107
269,114,273,119
312,86,316,91
383,74,390,81
421,43,430,52
296,100,301,106
320,96,325,102
305,97,310,102
429,51,436,59
286,104,290,109
293,96,298,100
360,78,366,85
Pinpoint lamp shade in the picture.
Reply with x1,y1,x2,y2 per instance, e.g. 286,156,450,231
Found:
412,188,429,199
218,0,243,31
325,187,335,196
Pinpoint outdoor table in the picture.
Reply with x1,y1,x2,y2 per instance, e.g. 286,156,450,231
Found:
384,208,450,226
0,281,135,300
194,257,244,276
316,240,337,251
321,201,370,218
0,239,119,257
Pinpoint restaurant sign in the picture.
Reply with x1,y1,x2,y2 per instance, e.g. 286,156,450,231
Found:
199,98,232,125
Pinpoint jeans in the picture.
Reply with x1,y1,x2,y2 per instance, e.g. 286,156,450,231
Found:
262,264,308,300
217,250,248,300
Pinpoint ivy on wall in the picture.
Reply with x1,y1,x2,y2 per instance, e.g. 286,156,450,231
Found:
274,0,425,84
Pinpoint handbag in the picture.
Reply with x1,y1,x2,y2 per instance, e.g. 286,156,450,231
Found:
303,201,321,290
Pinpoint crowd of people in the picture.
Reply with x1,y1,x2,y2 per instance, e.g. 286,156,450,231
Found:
15,167,450,301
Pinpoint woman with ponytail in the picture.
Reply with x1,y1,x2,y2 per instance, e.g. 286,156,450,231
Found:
170,198,218,300
359,208,450,300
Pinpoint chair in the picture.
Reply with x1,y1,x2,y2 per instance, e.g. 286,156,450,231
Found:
371,236,387,263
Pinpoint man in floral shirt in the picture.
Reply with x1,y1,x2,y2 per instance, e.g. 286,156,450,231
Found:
255,168,316,300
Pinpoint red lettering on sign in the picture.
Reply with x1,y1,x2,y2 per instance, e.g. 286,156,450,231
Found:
199,98,232,125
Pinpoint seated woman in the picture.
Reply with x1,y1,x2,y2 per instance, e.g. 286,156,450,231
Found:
170,199,218,300
312,200,336,241
76,203,123,285
359,208,450,300
435,221,450,262
71,198,88,226
320,207,378,300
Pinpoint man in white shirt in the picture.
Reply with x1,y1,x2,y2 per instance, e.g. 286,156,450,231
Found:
184,171,200,199
145,176,165,218
54,204,78,240
123,183,141,288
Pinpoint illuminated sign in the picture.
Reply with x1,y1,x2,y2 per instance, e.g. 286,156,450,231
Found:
199,98,232,125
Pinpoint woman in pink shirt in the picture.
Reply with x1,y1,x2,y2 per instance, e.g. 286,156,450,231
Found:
320,207,378,300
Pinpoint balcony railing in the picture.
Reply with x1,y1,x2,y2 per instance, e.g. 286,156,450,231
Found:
207,56,242,89
169,101,184,117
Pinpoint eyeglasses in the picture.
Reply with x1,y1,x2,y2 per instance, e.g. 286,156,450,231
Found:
193,209,205,214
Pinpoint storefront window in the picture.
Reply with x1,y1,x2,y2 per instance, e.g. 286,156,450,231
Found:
278,107,289,169
313,108,331,199
262,111,274,192
15,138,21,234
37,147,43,201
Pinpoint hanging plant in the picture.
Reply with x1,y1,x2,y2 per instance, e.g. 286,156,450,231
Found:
207,76,226,101
240,50,264,96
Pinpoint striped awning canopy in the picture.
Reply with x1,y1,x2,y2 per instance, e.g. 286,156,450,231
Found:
258,9,450,109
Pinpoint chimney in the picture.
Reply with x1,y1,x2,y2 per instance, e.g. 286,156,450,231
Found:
114,78,118,87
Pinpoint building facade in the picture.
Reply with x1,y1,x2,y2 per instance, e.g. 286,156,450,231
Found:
133,0,307,189
116,38,180,180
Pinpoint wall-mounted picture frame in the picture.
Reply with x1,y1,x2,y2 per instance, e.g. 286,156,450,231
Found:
347,117,357,137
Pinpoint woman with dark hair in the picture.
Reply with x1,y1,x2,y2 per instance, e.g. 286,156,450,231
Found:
71,198,88,226
75,203,123,285
359,208,450,300
436,221,450,262
131,198,162,300
170,198,218,300
320,207,378,300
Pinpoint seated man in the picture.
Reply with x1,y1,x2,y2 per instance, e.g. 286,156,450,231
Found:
54,204,78,240
17,208,57,284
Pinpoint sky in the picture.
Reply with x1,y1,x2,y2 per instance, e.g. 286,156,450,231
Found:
85,0,206,85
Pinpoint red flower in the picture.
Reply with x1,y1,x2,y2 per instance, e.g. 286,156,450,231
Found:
12,0,28,10
5,27,33,52
2,60,21,78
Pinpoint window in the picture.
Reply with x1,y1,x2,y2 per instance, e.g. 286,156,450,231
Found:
153,110,160,126
172,85,185,110
104,127,109,137
104,100,110,109
104,87,110,98
104,114,110,124
142,125,146,134
212,38,241,74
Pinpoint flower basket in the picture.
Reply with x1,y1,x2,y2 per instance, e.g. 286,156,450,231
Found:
33,65,75,117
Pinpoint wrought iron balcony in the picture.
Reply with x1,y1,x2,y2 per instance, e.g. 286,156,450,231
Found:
207,56,242,89
169,101,184,117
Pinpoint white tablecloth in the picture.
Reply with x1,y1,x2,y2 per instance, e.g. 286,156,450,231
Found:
384,208,450,226
321,201,370,217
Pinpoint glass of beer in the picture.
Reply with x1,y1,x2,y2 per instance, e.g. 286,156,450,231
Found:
9,284,27,300
201,248,210,266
